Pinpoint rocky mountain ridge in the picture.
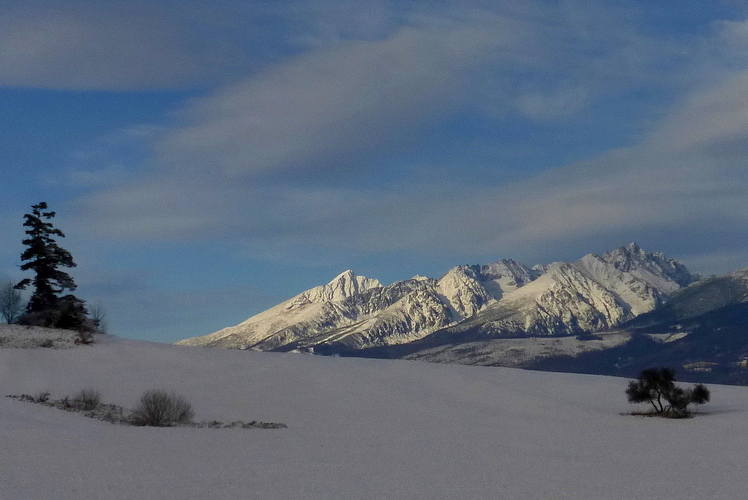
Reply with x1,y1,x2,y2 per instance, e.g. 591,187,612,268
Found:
177,243,699,353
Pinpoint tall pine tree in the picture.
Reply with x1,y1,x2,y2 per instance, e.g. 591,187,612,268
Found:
15,202,87,328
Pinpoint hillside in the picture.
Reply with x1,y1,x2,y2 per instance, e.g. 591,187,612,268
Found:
527,302,748,385
3,332,748,499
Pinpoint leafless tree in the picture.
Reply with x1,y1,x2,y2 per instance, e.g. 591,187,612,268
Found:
0,280,25,324
88,303,108,333
71,388,102,411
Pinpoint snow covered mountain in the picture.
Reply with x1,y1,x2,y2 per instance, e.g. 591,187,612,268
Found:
177,244,697,353
177,259,539,350
421,243,696,342
522,268,748,384
624,267,748,328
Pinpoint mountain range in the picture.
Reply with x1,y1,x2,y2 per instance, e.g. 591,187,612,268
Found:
178,244,684,347
177,243,748,383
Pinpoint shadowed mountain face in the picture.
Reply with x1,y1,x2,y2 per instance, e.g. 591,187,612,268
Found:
624,269,748,327
526,301,748,385
177,244,699,356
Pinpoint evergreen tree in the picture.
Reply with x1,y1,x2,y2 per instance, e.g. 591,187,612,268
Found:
15,202,87,327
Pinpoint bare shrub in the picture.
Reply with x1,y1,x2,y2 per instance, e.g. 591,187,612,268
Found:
131,390,194,427
8,393,285,430
88,304,108,334
71,389,101,411
33,391,50,403
36,338,55,348
74,329,94,345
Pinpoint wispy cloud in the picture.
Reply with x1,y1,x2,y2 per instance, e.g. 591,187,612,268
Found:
652,70,748,160
78,1,664,176
68,3,748,276
155,20,514,179
0,4,200,89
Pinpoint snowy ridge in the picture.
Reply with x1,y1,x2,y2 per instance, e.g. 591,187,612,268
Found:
178,244,697,353
177,271,381,349
178,260,541,350
430,243,697,342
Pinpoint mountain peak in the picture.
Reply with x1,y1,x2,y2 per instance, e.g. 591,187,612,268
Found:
305,270,381,303
626,242,643,253
598,244,696,288
601,242,647,261
601,243,657,263
328,269,357,285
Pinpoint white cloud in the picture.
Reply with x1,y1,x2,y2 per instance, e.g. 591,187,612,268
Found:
155,17,518,178
134,0,667,177
0,2,244,90
651,70,748,159
513,86,592,120
69,6,748,276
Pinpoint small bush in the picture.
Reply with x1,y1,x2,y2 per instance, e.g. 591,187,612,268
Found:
36,338,55,348
74,329,94,345
131,390,194,427
71,388,101,411
34,391,50,403
626,367,711,417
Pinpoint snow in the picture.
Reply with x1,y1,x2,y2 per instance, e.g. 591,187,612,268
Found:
576,253,656,316
407,331,634,367
0,324,82,348
3,329,748,499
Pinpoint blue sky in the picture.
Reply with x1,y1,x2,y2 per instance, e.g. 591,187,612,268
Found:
2,0,748,342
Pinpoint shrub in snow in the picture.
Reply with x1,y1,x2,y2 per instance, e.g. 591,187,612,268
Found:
626,367,710,417
36,338,55,348
131,390,194,427
71,389,101,411
8,392,284,429
33,391,50,403
74,329,95,345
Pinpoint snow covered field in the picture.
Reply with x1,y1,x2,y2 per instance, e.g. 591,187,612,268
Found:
2,330,748,499
406,331,634,367
0,324,82,349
